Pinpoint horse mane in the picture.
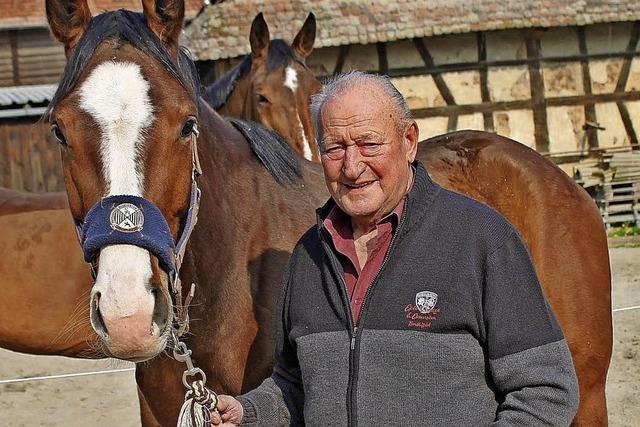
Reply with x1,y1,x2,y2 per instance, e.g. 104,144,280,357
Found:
203,55,251,109
45,9,201,119
202,39,306,110
228,118,302,184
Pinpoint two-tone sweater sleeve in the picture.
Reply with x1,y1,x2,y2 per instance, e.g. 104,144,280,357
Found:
236,257,305,426
483,231,580,426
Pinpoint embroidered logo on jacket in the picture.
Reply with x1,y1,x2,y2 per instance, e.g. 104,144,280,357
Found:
405,290,441,329
415,290,438,313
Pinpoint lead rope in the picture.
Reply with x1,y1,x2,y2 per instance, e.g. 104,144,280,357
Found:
173,331,220,427
173,125,220,427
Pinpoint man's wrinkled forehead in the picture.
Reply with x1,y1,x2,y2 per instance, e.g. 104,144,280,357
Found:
319,85,394,136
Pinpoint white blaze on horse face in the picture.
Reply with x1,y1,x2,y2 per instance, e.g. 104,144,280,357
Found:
79,62,158,337
284,66,313,160
284,66,298,92
78,61,154,196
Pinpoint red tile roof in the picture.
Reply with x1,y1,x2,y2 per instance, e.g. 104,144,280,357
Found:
0,0,204,29
183,0,640,60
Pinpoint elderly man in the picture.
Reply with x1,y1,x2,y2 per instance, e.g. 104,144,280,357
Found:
214,71,579,426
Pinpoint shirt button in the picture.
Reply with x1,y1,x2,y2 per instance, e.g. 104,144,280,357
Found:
354,298,361,305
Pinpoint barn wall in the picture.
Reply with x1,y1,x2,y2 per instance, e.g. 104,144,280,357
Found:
303,21,640,158
0,121,64,192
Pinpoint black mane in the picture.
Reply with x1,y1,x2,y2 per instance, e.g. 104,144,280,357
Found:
203,39,306,110
228,118,301,184
203,55,251,110
45,9,201,118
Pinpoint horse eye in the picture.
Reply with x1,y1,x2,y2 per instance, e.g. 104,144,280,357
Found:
180,118,198,139
256,94,270,104
51,124,67,146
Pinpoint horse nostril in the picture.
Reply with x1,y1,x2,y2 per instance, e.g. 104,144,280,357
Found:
151,287,169,335
90,291,108,337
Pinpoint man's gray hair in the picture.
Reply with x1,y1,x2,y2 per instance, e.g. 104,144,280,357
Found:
309,71,412,147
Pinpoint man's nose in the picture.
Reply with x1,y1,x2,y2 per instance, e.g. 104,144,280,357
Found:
342,145,364,178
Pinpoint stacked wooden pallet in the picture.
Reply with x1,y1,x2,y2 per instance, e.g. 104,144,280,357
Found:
573,151,640,228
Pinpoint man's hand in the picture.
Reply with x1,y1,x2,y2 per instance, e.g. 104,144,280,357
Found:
211,395,244,426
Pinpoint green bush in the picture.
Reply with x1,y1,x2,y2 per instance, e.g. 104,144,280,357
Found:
608,222,640,237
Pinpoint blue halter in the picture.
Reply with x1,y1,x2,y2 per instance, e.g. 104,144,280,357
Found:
80,195,178,273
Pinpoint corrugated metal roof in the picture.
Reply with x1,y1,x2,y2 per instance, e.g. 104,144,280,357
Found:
0,84,57,107
184,0,640,60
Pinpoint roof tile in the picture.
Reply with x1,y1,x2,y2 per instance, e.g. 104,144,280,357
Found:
183,0,640,60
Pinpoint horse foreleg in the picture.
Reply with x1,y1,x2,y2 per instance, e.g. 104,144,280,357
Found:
136,356,185,426
138,385,161,427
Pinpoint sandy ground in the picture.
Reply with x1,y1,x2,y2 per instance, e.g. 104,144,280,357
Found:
1,246,640,426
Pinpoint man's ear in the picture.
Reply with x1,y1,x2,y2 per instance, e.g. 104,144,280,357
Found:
405,121,419,162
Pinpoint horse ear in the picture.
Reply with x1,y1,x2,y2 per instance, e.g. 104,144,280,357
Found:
141,0,185,53
250,13,270,59
45,0,92,57
292,13,316,59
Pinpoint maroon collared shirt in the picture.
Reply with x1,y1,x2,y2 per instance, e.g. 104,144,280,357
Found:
323,199,405,325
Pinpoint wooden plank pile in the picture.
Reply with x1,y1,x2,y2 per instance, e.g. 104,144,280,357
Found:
573,150,640,229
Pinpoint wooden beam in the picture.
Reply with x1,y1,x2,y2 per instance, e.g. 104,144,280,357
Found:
410,90,640,118
9,30,19,85
447,115,459,132
477,32,494,132
376,42,388,75
577,26,599,150
616,21,640,148
526,31,549,153
616,21,640,92
413,37,456,106
618,102,639,147
317,49,640,82
333,45,350,75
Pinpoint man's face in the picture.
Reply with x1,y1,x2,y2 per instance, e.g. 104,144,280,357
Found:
319,85,418,225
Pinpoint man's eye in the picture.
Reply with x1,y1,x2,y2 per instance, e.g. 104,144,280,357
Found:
323,146,345,159
360,142,382,155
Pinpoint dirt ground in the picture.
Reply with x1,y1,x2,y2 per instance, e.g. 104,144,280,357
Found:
1,246,639,426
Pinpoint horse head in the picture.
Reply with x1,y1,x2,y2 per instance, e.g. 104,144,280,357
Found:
206,13,322,161
46,0,199,362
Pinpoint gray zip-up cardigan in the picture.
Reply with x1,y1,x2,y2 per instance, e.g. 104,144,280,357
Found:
238,161,579,426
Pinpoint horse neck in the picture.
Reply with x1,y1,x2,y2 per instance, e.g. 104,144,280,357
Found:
190,100,276,259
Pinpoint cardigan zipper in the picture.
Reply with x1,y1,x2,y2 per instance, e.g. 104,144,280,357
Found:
321,237,358,427
321,200,408,427
346,203,408,427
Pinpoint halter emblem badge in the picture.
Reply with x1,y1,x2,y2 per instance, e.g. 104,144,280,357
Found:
109,203,144,233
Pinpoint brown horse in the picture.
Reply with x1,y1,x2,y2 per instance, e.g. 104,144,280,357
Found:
0,188,97,357
42,1,609,425
203,12,321,161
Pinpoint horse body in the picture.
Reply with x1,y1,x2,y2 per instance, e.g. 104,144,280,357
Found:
420,132,611,424
0,190,97,356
